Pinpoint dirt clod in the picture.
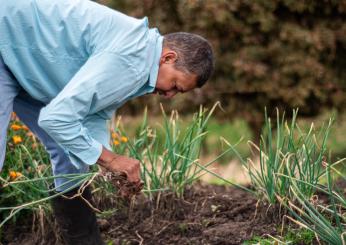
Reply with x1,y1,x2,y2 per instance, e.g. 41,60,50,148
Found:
104,171,144,199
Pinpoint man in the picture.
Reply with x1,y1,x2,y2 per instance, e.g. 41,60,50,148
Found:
0,0,214,244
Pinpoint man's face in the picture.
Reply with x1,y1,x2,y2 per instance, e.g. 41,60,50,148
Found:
154,48,197,99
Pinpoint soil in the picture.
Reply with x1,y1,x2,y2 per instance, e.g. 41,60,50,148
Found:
1,183,282,245
2,178,345,245
98,183,279,245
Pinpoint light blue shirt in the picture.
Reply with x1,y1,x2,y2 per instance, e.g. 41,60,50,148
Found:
0,0,163,168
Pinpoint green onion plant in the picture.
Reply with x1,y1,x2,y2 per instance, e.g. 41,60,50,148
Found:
223,109,333,204
112,102,250,198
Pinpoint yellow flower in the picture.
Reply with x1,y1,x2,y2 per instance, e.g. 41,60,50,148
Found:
12,135,23,144
10,124,22,131
9,171,22,180
111,132,119,139
120,136,128,143
113,140,120,146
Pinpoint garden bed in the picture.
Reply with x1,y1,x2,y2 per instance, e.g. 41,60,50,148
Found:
99,183,278,245
3,180,346,245
2,109,345,245
3,183,278,245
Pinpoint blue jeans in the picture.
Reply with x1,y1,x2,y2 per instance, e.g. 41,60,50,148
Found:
0,55,88,192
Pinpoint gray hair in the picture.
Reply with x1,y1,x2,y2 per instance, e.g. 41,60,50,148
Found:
163,32,214,87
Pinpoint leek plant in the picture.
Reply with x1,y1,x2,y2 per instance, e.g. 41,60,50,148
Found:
277,162,346,245
223,109,334,204
238,109,346,244
112,103,250,198
222,108,345,244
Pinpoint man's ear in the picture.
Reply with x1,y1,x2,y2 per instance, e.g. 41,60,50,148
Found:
160,49,178,64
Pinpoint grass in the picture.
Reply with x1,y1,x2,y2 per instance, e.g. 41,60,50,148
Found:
243,228,315,244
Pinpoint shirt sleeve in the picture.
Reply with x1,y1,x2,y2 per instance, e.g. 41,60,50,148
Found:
38,52,142,169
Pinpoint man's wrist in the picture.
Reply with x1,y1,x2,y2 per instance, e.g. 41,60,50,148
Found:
97,157,109,167
97,147,116,167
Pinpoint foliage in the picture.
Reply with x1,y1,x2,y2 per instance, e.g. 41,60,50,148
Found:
242,235,273,245
283,228,315,244
243,228,315,244
0,114,51,225
0,114,96,230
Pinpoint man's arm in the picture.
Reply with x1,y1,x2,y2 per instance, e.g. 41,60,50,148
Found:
82,113,141,183
38,52,145,182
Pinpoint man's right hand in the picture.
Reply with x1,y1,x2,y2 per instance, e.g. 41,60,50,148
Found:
97,147,141,183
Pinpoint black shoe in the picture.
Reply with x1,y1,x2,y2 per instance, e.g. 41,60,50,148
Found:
51,186,105,245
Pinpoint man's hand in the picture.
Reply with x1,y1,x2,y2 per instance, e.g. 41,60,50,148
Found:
97,147,141,183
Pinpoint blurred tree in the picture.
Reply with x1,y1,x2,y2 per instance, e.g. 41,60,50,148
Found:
101,0,346,137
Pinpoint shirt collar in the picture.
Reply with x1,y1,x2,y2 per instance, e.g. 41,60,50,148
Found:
147,28,163,92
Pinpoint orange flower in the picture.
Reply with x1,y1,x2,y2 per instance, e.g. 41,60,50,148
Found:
22,125,29,131
9,171,22,180
12,135,23,144
111,132,119,139
113,140,120,146
10,124,22,131
9,171,16,179
120,136,128,143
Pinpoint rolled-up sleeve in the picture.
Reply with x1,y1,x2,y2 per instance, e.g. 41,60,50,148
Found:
38,52,142,169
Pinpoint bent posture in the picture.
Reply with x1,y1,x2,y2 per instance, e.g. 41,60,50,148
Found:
0,0,213,244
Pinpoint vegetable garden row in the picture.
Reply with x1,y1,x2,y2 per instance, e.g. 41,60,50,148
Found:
1,104,345,244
